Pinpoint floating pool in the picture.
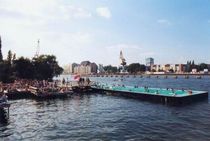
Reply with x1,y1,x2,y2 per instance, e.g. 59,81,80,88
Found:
93,84,206,97
92,83,208,104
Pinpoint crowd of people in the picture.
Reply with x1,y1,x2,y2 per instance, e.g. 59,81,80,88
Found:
0,77,92,96
0,79,67,95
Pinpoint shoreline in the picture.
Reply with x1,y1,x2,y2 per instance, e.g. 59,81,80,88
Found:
62,73,210,77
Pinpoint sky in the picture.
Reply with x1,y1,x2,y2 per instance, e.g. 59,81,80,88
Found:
0,0,210,66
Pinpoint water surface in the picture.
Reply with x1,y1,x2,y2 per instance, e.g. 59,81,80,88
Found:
1,76,210,140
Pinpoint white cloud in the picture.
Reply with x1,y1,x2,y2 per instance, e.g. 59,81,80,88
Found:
96,7,112,19
0,0,92,21
157,19,171,26
0,0,106,65
0,0,56,17
58,5,92,20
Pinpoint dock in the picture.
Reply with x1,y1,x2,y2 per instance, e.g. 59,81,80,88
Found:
1,80,208,105
3,81,94,100
91,83,208,104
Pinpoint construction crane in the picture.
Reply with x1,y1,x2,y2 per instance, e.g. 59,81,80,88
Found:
34,39,40,58
119,50,127,73
120,50,126,66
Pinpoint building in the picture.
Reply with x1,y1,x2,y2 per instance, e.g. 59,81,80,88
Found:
151,64,188,73
146,58,154,71
74,65,91,75
73,61,98,75
69,63,78,74
151,64,163,72
163,64,171,72
63,64,71,74
146,58,154,67
62,63,78,74
90,62,98,73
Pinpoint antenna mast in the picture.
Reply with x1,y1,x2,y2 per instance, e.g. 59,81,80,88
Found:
35,39,40,58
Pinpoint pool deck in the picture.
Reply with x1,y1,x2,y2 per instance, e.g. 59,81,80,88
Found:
92,84,208,104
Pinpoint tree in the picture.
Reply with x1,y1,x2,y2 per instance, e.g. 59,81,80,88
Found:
127,63,146,74
103,65,118,73
192,60,195,66
0,61,13,83
33,55,63,80
139,64,146,72
12,53,16,62
186,61,191,72
13,57,35,79
7,50,12,65
198,63,208,71
127,63,141,74
0,36,2,62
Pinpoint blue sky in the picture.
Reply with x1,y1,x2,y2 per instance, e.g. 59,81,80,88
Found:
0,0,210,66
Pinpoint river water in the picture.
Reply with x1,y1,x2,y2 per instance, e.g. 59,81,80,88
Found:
1,76,210,141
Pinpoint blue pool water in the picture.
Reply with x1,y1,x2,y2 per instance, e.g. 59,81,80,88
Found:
94,82,207,97
1,75,210,140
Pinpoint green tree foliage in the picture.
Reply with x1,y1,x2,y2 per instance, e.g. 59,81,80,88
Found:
33,55,63,80
13,57,35,79
185,61,208,72
7,50,13,65
198,63,208,71
12,53,16,62
0,61,13,83
0,36,3,62
186,61,192,72
127,63,146,74
103,65,118,73
0,54,63,83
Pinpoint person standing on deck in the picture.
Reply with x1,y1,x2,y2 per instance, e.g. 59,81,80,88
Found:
0,93,8,103
86,78,90,85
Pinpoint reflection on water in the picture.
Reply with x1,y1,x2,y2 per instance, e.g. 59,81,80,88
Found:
0,77,210,140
